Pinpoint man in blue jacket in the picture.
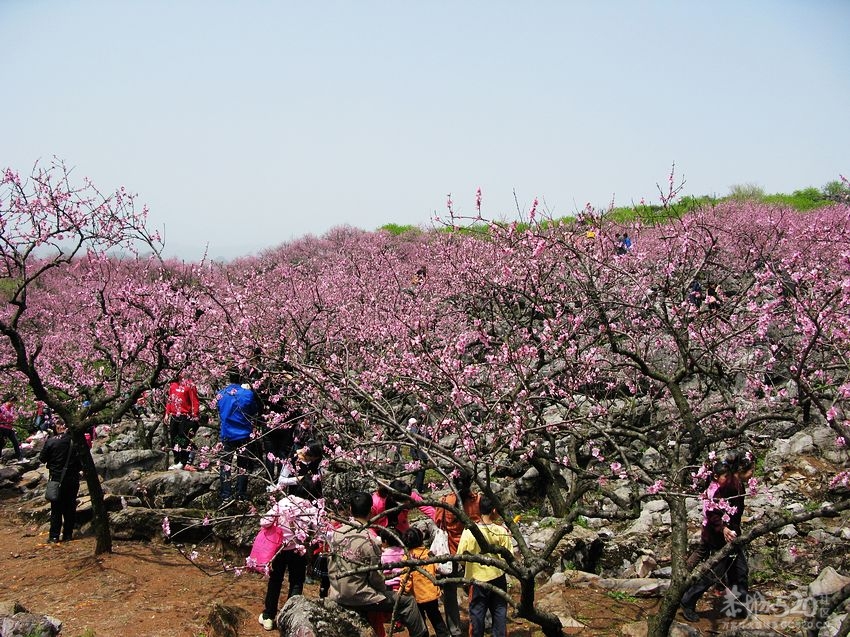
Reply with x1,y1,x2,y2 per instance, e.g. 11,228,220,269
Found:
216,369,259,504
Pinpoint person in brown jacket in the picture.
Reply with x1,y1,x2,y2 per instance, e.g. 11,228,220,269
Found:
401,527,450,637
433,470,481,637
328,491,427,637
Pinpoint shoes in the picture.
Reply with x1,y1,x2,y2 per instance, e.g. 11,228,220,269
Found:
217,497,237,512
731,603,749,619
168,462,184,470
258,613,273,631
183,464,197,472
47,537,61,544
681,606,699,622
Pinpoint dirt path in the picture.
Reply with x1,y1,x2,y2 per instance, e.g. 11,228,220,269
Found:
1,498,273,637
0,496,660,636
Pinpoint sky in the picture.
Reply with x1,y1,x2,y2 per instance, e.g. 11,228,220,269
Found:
2,1,849,261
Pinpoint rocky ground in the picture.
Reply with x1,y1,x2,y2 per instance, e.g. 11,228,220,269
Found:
0,495,664,637
0,416,848,636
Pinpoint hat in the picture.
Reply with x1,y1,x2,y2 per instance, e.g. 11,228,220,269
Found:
408,417,418,426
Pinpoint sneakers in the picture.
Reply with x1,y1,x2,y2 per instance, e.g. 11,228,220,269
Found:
168,462,184,470
183,464,197,472
217,498,236,512
258,613,273,631
47,537,61,544
681,606,699,622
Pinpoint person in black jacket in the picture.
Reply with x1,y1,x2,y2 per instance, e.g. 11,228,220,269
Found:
39,420,83,543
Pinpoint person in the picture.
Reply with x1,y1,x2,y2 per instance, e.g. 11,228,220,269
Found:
401,527,451,637
370,479,435,535
687,279,703,309
0,396,24,462
327,491,427,637
38,404,55,434
39,420,83,542
257,487,321,631
378,527,406,591
407,417,427,492
680,459,748,622
434,470,481,637
723,451,754,616
165,374,200,470
686,460,732,570
273,440,323,499
215,369,259,504
456,496,513,637
32,401,45,432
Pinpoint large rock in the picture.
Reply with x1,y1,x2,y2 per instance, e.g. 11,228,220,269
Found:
133,470,219,508
808,566,850,597
277,595,373,637
110,506,214,542
0,602,61,637
93,449,167,479
524,522,604,573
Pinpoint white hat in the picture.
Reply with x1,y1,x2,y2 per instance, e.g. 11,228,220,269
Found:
408,417,418,426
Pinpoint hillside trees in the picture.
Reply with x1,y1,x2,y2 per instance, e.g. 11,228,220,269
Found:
221,200,850,636
0,160,207,554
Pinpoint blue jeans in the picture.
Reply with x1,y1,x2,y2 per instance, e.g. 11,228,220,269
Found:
219,437,253,500
468,574,507,637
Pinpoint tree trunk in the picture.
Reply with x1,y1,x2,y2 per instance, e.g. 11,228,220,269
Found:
517,575,563,637
530,457,568,517
647,494,689,637
71,427,112,554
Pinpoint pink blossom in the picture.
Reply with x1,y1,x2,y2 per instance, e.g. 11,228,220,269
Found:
647,479,665,495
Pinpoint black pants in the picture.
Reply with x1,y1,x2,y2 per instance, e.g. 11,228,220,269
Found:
169,415,195,465
0,428,22,461
418,598,450,637
682,549,749,614
262,427,294,481
263,548,307,619
49,477,81,541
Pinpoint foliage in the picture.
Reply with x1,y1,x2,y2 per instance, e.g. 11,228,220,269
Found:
606,590,638,603
0,160,204,554
378,223,420,236
4,160,850,635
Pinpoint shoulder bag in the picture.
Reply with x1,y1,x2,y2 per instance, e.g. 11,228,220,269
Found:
45,439,74,502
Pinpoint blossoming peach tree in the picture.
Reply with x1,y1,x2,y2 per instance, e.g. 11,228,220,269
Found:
216,194,850,636
0,160,205,554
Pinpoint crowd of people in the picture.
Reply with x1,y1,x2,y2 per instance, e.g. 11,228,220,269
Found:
0,360,759,635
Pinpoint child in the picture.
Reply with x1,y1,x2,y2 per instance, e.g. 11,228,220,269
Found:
456,496,513,637
686,459,731,570
379,527,406,591
401,527,450,637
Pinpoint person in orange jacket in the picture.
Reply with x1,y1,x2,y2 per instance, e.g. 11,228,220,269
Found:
401,527,450,637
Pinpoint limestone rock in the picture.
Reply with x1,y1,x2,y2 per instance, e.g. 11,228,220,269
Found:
93,449,166,479
278,596,373,637
808,566,850,597
205,602,248,637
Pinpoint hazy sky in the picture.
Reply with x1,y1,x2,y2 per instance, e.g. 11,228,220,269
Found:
3,1,848,261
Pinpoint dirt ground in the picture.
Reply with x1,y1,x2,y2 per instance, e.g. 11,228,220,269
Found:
0,496,661,637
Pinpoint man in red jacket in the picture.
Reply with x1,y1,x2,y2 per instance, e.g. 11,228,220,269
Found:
165,375,200,470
